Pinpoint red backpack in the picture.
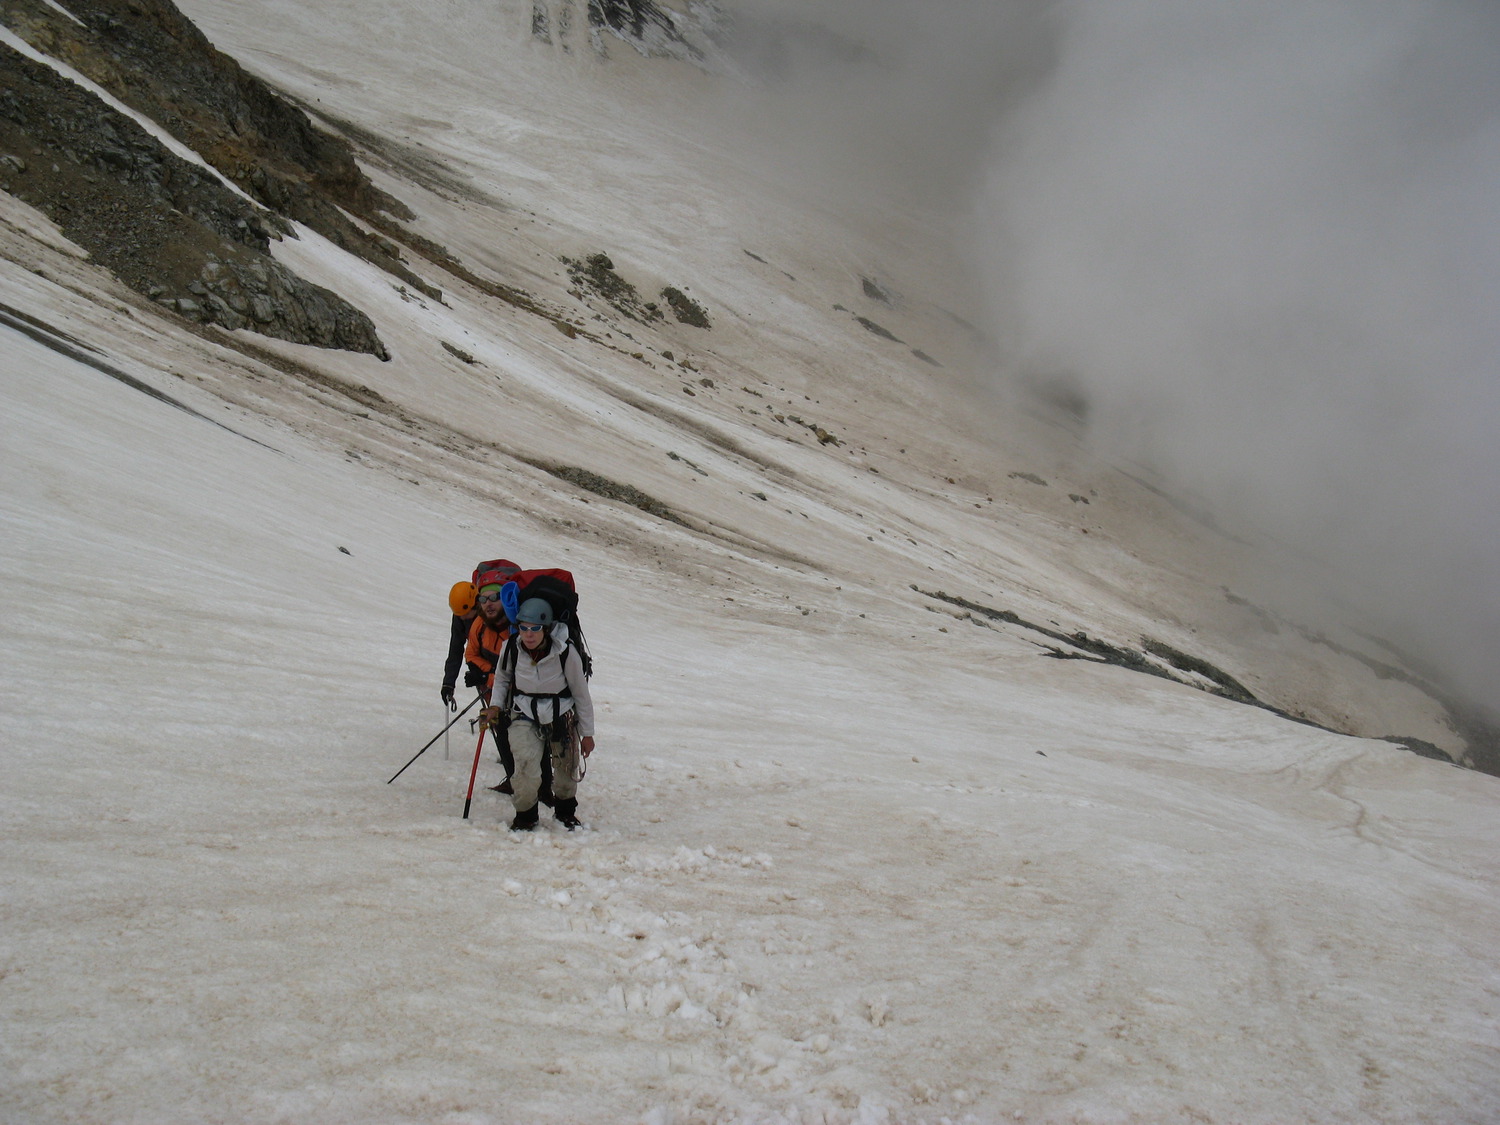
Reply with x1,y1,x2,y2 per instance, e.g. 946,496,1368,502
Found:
472,558,522,587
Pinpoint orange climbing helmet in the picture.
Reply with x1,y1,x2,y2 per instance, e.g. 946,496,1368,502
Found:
448,581,477,616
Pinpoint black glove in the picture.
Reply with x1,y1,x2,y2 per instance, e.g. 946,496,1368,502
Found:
464,663,485,688
440,683,456,709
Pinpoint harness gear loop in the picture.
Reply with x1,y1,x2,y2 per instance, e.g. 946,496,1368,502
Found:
529,712,584,784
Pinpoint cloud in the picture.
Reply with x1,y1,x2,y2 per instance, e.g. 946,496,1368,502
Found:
702,0,1500,708
978,0,1500,704
703,0,1058,202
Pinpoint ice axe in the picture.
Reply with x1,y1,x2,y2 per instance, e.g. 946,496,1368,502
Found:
461,712,492,820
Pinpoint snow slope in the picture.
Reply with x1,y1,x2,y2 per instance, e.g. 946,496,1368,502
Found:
2,2,1498,1122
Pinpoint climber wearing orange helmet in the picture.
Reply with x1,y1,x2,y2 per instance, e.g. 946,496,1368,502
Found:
440,558,522,709
440,580,479,710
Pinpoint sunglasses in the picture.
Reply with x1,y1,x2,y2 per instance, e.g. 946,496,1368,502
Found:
516,622,546,633
477,592,503,604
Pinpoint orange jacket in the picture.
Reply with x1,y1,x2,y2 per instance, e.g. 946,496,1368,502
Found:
465,615,511,695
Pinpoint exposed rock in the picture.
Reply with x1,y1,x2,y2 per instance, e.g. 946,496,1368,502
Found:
661,285,710,328
523,459,689,527
2,0,462,315
920,586,1498,774
1142,638,1259,705
563,251,664,324
0,41,388,357
1,0,417,270
921,587,1273,711
586,0,703,61
854,315,901,343
531,1,552,43
667,450,707,476
441,341,478,365
1385,737,1458,764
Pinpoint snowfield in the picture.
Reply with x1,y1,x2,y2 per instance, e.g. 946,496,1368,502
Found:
2,2,1498,1123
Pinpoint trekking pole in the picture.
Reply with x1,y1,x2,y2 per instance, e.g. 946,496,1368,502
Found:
387,695,481,784
461,716,488,820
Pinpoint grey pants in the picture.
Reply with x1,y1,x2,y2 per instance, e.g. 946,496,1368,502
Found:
508,718,579,812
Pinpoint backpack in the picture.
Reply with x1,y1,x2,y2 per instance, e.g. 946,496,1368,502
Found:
472,558,522,587
501,568,593,679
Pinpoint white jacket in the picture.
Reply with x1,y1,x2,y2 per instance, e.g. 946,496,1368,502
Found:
493,623,595,737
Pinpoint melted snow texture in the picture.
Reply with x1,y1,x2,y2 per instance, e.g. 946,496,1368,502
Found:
2,2,1499,1122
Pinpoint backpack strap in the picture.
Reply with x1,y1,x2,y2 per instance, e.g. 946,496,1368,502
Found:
477,625,502,670
498,635,518,718
503,634,576,725
565,619,593,678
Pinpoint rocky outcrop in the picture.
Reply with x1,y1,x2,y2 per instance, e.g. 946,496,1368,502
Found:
0,41,388,357
587,0,687,45
564,251,712,330
2,0,419,265
0,0,486,354
921,586,1500,774
564,252,663,323
532,0,724,65
661,286,710,328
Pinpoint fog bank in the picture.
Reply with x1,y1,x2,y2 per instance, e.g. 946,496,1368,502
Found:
716,0,1500,710
980,1,1500,707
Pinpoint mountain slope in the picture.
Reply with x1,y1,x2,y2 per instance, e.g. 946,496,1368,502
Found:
2,2,1499,1122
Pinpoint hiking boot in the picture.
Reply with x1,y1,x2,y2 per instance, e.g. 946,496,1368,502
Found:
537,781,556,808
510,804,539,832
554,798,582,830
488,777,514,794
